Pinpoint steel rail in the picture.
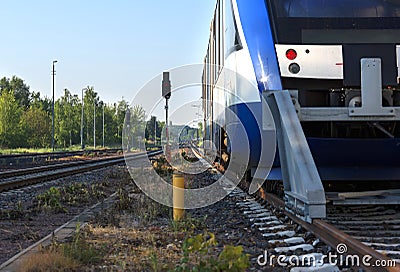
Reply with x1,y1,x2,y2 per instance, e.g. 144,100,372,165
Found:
0,148,121,160
0,150,162,193
0,155,125,180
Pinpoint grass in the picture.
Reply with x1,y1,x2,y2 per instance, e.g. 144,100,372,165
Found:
18,251,79,272
19,225,105,272
21,174,248,271
170,214,207,233
0,146,81,154
173,232,249,272
34,182,107,213
0,145,121,155
19,155,248,271
96,185,170,227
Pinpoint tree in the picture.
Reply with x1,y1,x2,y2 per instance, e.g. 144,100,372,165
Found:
20,107,51,148
198,122,203,140
102,103,116,146
113,99,129,144
0,76,31,109
83,86,99,146
55,89,81,147
145,117,166,143
0,76,149,149
31,91,52,113
129,104,146,148
0,91,22,148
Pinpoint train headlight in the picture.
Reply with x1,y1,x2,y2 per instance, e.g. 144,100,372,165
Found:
286,49,297,60
288,63,301,74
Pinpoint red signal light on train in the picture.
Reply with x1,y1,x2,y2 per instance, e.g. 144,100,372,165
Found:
286,49,297,60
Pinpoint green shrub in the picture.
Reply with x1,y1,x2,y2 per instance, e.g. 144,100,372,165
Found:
36,187,65,212
174,232,249,272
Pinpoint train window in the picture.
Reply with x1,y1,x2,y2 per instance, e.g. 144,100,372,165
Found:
302,29,400,44
225,0,242,56
219,0,224,68
211,29,216,85
206,46,211,118
270,0,400,18
215,6,219,71
268,0,400,44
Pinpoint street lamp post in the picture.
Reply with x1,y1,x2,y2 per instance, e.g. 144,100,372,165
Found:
66,88,72,147
154,117,157,145
93,100,96,149
195,113,202,141
51,60,58,151
102,101,105,148
81,88,86,149
192,104,201,143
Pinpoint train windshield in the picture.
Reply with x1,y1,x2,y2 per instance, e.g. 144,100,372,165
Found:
268,0,400,44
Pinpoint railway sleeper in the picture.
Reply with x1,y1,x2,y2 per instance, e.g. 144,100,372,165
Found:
329,219,400,226
335,225,400,231
326,209,398,218
228,184,340,271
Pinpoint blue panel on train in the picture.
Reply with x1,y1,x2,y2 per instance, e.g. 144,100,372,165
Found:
236,0,282,91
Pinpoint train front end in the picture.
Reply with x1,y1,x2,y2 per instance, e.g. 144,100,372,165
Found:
263,0,400,189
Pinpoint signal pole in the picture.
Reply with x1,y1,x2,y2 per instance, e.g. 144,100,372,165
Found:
162,72,171,159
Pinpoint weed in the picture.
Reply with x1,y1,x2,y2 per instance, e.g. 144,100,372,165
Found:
150,251,159,272
21,225,106,271
16,201,23,213
35,187,66,213
105,168,125,179
115,187,132,211
181,150,199,163
153,156,173,176
170,214,207,233
115,189,170,225
35,183,107,212
217,245,249,271
60,225,105,265
0,201,25,219
173,232,249,272
62,182,106,205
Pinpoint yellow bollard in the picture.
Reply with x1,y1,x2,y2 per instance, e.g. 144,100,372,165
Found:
173,172,185,221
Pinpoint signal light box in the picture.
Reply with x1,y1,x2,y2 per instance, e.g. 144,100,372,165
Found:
162,72,171,99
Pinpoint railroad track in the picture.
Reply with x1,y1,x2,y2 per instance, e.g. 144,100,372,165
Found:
259,191,400,272
327,205,400,263
0,150,162,193
222,182,336,270
0,148,122,168
192,144,399,270
0,148,121,159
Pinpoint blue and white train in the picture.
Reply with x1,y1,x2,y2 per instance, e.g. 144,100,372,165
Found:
202,0,400,193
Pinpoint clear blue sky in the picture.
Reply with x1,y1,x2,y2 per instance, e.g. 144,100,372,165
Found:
0,1,215,108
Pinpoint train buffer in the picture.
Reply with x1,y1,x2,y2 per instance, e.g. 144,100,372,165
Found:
263,89,326,223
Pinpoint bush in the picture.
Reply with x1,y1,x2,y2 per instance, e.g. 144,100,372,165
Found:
174,232,249,272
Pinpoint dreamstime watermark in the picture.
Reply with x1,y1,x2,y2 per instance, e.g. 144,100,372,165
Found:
122,64,276,209
257,243,397,268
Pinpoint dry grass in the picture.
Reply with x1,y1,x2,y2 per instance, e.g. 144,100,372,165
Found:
81,225,185,271
19,250,79,272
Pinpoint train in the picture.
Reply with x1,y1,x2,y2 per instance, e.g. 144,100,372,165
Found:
202,0,400,216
